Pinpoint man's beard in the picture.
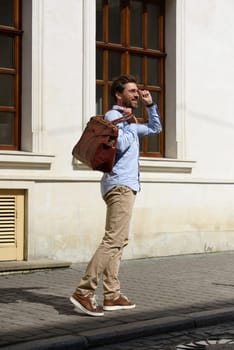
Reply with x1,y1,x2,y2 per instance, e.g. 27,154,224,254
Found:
124,99,138,110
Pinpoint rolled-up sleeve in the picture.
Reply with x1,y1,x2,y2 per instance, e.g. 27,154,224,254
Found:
137,104,162,137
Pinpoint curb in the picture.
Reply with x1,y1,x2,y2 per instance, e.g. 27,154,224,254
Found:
0,336,88,350
80,315,194,347
188,306,234,327
2,307,234,350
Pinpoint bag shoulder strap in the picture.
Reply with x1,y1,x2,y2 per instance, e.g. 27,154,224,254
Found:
112,114,134,125
104,109,134,125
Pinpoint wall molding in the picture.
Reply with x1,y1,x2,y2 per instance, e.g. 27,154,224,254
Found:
31,0,44,152
176,0,187,159
82,0,96,125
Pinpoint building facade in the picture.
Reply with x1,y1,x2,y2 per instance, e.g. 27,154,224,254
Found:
0,0,234,263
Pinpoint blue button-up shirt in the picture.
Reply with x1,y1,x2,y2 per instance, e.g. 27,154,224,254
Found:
100,104,162,197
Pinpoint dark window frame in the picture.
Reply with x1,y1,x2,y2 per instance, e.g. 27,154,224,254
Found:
96,0,165,157
0,0,22,150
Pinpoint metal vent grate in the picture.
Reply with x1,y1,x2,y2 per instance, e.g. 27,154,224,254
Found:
0,196,16,245
176,338,234,349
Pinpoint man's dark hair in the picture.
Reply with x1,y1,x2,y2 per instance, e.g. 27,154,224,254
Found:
111,74,137,102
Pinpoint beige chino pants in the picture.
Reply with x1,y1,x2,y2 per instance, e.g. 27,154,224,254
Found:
76,185,136,300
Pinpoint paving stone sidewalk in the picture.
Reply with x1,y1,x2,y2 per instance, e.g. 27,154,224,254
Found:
1,252,234,349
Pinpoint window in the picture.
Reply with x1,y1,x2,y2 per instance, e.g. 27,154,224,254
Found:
96,0,165,157
0,0,22,150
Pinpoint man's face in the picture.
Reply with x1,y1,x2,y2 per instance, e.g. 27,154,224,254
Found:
117,82,139,109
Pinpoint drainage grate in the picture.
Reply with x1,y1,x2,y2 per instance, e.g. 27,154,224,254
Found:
176,338,234,349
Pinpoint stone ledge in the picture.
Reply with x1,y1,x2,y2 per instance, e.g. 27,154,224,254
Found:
0,259,71,274
0,151,55,169
140,157,196,173
73,157,196,174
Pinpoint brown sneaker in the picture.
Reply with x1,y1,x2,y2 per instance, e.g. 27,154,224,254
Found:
70,293,104,317
103,294,136,311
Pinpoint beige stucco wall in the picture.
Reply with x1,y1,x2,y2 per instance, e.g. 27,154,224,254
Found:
19,179,234,262
1,0,234,263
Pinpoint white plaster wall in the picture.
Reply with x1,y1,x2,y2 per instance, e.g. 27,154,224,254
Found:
183,0,234,178
37,0,92,174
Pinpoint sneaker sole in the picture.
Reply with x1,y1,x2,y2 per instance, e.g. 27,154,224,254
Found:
103,304,136,311
70,296,104,317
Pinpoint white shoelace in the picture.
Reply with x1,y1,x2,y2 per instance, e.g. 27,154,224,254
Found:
90,295,98,309
121,294,129,301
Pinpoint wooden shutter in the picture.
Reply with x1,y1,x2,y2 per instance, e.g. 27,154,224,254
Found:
0,190,24,261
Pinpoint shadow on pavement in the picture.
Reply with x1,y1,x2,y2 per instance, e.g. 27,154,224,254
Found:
0,287,78,316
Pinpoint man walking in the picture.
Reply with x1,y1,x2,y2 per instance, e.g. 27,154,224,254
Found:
70,74,162,316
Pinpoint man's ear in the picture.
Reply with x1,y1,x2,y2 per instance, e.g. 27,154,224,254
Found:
115,92,122,102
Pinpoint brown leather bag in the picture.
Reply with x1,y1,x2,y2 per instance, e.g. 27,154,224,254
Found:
72,113,133,173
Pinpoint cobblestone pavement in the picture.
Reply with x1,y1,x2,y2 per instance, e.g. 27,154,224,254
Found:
92,321,234,349
0,252,234,349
